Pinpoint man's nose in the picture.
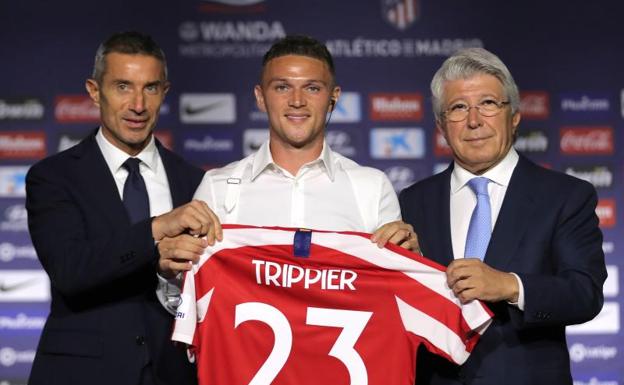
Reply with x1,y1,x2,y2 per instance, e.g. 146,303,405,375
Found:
131,92,147,114
288,89,305,108
467,106,483,128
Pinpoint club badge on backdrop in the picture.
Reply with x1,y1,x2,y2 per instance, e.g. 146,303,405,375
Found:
382,0,419,30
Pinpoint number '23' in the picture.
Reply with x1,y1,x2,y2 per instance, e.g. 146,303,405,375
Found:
235,302,373,385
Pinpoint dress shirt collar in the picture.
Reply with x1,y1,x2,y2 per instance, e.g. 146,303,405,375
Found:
250,140,336,181
95,127,159,174
450,147,519,194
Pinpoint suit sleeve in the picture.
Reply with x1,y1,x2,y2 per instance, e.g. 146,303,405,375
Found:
515,181,606,327
376,172,402,228
26,162,158,297
398,188,428,254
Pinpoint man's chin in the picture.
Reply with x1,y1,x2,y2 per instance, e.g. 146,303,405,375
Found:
123,133,152,152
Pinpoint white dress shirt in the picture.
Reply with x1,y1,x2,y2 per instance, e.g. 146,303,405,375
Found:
193,140,401,232
159,140,401,312
96,128,172,217
449,148,525,310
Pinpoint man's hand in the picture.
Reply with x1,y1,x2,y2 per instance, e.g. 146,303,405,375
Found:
370,220,420,252
446,258,519,304
151,200,222,242
157,234,208,279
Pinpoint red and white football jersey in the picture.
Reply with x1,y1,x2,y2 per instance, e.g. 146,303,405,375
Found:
173,225,492,385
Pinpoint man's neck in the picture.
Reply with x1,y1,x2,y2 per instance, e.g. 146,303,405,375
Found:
269,141,323,176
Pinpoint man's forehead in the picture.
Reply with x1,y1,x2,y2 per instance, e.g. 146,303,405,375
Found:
261,54,334,83
444,74,504,96
102,53,166,79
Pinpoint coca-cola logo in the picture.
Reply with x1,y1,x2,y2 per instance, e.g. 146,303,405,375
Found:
55,95,100,123
519,91,549,119
560,127,613,155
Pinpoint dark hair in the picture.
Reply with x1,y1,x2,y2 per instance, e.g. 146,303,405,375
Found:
262,35,335,82
91,31,167,83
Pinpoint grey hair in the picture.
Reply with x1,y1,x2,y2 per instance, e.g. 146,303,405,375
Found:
430,47,520,121
92,31,167,83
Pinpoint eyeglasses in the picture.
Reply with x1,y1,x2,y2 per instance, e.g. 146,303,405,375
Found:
442,99,510,122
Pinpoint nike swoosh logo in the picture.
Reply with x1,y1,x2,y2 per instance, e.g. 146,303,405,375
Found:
183,101,226,115
0,279,38,293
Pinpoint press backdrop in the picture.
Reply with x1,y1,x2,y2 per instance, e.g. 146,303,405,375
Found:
0,0,621,384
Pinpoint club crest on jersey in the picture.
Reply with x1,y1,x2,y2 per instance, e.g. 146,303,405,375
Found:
252,259,358,290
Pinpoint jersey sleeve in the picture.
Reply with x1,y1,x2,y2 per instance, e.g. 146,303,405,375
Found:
395,293,491,364
310,230,493,365
172,269,198,345
172,254,217,347
390,253,492,364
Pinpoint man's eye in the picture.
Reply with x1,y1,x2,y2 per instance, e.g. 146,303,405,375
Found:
449,103,467,111
306,86,320,92
275,84,289,92
480,99,498,106
117,84,128,91
146,85,158,93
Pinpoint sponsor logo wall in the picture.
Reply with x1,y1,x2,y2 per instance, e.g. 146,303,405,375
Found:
1,0,623,382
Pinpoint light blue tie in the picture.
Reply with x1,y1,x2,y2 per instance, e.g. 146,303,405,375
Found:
464,177,491,260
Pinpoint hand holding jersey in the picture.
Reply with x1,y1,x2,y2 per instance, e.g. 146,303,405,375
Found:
154,200,222,279
173,226,492,385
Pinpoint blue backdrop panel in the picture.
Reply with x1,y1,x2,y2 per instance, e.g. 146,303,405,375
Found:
0,0,621,383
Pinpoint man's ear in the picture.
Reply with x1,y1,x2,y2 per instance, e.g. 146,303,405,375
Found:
85,79,100,106
436,120,449,145
329,86,341,111
511,111,521,135
254,85,266,112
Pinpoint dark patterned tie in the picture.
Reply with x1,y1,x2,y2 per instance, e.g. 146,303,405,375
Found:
122,158,150,224
464,177,491,260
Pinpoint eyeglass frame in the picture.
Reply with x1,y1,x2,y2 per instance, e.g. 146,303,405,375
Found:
441,100,511,122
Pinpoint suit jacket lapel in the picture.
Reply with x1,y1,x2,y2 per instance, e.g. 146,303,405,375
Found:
426,166,455,266
484,155,537,270
69,131,131,226
157,141,184,208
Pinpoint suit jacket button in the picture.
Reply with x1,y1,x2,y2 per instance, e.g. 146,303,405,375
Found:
135,335,145,345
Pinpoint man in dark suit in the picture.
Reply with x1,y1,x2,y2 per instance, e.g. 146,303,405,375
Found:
399,48,607,385
26,31,219,385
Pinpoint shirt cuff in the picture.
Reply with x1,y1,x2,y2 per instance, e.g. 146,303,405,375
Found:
507,272,525,311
